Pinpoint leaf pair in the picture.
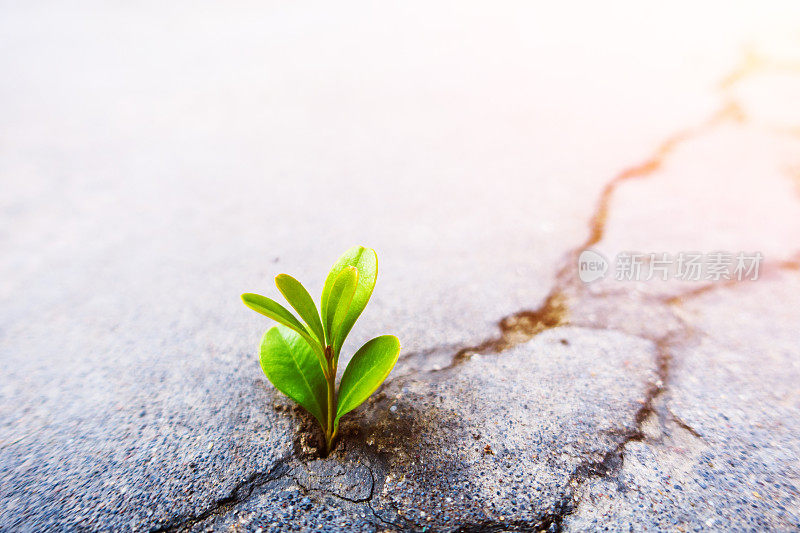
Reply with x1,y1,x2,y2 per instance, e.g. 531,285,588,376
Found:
320,246,379,359
259,325,400,433
242,246,400,452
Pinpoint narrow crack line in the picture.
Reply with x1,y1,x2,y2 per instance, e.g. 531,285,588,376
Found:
550,256,795,528
429,103,738,375
718,46,800,92
363,466,420,531
385,335,676,532
150,460,377,532
384,49,774,531
718,47,762,92
286,474,374,505
665,253,800,306
155,50,798,533
668,410,706,441
432,291,568,372
541,336,675,532
580,108,736,253
427,55,758,377
385,49,800,532
776,253,800,271
360,461,446,532
289,459,376,505
366,498,419,531
148,458,292,533
367,501,403,530
360,462,571,532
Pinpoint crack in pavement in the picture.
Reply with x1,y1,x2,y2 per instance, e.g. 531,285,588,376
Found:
149,48,800,532
291,461,376,505
432,80,752,375
668,410,706,442
149,459,293,533
150,455,381,532
430,102,741,376
402,49,800,530
525,256,798,531
435,45,800,377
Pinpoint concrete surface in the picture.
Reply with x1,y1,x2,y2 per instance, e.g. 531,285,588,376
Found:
565,274,800,531
1,1,800,531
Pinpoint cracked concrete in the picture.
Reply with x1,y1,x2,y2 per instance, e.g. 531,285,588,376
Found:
2,2,800,532
565,274,800,531
171,327,658,532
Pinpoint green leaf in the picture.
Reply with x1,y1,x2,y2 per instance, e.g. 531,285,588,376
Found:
260,325,327,428
322,267,357,347
331,269,358,340
320,246,378,356
274,274,325,345
335,335,400,423
241,293,326,368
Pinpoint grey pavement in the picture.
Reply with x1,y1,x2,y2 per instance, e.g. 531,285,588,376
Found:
2,2,800,532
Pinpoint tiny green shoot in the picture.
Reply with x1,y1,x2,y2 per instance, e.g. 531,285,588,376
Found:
242,246,400,453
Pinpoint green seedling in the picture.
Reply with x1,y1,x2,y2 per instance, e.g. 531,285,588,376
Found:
242,246,400,453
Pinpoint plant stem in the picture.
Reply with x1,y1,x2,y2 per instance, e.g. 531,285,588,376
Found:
324,345,336,454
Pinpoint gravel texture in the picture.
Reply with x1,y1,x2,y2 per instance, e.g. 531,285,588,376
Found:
2,2,800,532
564,275,800,531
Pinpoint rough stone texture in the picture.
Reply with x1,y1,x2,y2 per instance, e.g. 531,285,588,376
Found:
564,274,800,531
181,328,657,532
2,2,800,532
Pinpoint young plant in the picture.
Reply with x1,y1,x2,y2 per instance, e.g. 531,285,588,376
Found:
241,246,400,453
